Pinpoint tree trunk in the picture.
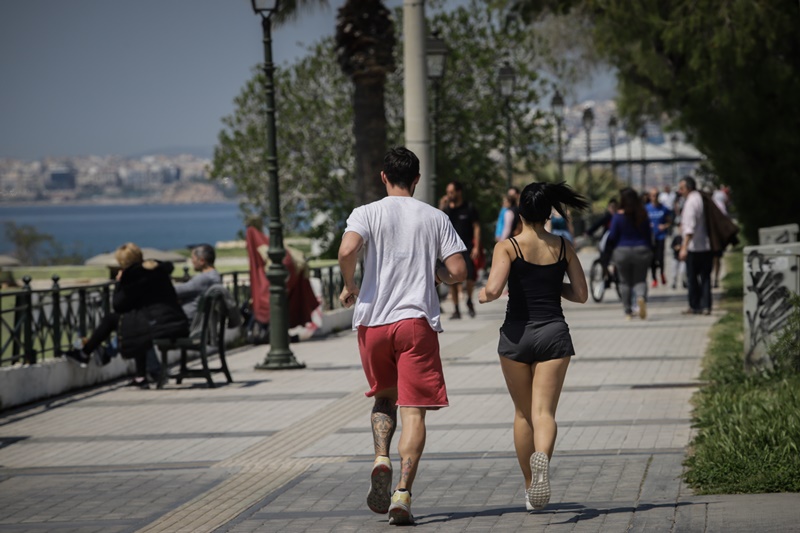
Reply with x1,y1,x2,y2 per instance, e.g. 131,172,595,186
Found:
353,76,388,205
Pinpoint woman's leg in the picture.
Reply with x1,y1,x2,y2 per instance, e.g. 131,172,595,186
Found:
613,248,634,314
531,357,571,458
499,356,535,488
82,312,119,354
631,247,653,304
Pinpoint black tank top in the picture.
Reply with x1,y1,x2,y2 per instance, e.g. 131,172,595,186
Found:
505,236,567,323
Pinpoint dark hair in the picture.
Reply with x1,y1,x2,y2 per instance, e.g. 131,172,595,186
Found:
518,181,589,224
383,147,420,189
505,194,517,207
619,187,649,228
607,198,618,206
447,180,464,192
681,176,697,191
193,243,216,266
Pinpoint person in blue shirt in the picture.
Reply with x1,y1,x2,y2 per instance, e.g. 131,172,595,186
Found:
646,188,673,287
606,188,654,319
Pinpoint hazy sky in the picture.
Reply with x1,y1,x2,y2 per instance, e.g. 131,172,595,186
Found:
0,1,613,161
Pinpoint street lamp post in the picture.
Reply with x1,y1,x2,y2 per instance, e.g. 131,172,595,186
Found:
670,133,679,183
251,0,304,370
639,126,647,191
608,116,618,175
582,105,594,201
498,61,516,189
550,90,564,181
626,122,633,187
426,32,448,201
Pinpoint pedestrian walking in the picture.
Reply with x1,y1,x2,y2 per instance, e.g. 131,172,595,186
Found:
606,188,654,319
440,180,481,319
338,147,467,525
677,176,713,315
646,187,673,288
478,181,588,511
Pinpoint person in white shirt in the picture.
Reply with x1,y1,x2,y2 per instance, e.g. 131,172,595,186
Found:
338,147,466,525
678,176,713,314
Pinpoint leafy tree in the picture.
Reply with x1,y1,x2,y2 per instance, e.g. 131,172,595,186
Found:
213,1,560,255
4,222,54,266
511,0,800,241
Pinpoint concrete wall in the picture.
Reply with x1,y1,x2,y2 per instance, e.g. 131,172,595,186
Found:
0,307,354,412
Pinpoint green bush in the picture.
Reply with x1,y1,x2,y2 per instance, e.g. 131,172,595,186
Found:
684,251,800,494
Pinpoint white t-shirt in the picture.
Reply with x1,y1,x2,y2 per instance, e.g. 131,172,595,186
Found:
344,195,466,332
681,190,711,252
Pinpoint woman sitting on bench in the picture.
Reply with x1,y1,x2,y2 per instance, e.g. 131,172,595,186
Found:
64,242,189,389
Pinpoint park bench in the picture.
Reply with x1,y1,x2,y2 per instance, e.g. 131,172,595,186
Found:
153,285,240,389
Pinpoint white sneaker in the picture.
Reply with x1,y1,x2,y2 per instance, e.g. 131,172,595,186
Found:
367,456,392,514
525,490,534,511
388,490,413,525
527,451,551,510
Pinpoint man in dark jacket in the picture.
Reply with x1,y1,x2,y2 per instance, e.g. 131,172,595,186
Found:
65,243,188,388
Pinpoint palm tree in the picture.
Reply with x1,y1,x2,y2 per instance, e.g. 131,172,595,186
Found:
276,0,396,206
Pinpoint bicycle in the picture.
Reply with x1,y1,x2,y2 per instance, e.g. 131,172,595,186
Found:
589,256,620,303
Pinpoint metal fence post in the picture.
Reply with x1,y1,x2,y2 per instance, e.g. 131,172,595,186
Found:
22,276,34,364
51,275,62,358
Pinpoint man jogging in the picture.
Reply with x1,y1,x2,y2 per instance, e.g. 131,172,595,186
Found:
338,147,467,525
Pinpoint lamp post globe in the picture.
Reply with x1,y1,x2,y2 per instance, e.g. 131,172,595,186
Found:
498,61,516,188
551,90,565,181
251,0,304,370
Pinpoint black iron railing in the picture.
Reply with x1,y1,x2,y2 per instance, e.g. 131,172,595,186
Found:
0,263,355,367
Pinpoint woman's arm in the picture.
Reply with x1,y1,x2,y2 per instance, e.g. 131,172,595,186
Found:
561,241,588,303
479,242,512,303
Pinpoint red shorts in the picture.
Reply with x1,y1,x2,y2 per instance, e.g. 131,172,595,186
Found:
357,318,448,408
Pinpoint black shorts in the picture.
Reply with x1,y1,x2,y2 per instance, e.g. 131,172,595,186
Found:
498,320,575,364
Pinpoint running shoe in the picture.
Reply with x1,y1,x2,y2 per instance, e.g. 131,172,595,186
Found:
525,488,535,511
466,299,476,318
661,273,667,285
388,490,413,525
527,451,551,510
651,279,658,288
450,309,461,320
367,456,392,514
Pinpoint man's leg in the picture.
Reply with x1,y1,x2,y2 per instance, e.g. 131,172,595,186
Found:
698,251,714,312
396,407,427,492
685,252,700,311
465,280,476,317
367,390,398,514
449,284,461,319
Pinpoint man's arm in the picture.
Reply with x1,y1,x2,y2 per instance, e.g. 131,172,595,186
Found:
338,231,364,308
174,274,206,302
436,253,467,286
471,221,481,259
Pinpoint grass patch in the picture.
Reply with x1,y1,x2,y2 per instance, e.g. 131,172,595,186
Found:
683,249,800,494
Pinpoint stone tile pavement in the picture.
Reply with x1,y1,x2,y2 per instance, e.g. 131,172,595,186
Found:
1,250,798,532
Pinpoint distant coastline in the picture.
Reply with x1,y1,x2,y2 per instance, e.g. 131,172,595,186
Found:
0,197,239,208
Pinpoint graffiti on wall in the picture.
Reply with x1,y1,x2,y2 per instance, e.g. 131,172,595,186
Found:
745,250,794,369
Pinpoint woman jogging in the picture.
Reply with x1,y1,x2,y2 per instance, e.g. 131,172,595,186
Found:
479,182,588,511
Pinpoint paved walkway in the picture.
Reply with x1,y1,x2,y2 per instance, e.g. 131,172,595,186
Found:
0,252,797,532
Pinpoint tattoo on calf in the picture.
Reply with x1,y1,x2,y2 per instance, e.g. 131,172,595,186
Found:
371,398,397,456
400,457,413,483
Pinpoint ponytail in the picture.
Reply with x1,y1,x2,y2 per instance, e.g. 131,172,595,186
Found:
519,181,589,224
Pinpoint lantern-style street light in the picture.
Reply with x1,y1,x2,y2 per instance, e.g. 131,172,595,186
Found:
251,0,305,370
498,61,516,188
